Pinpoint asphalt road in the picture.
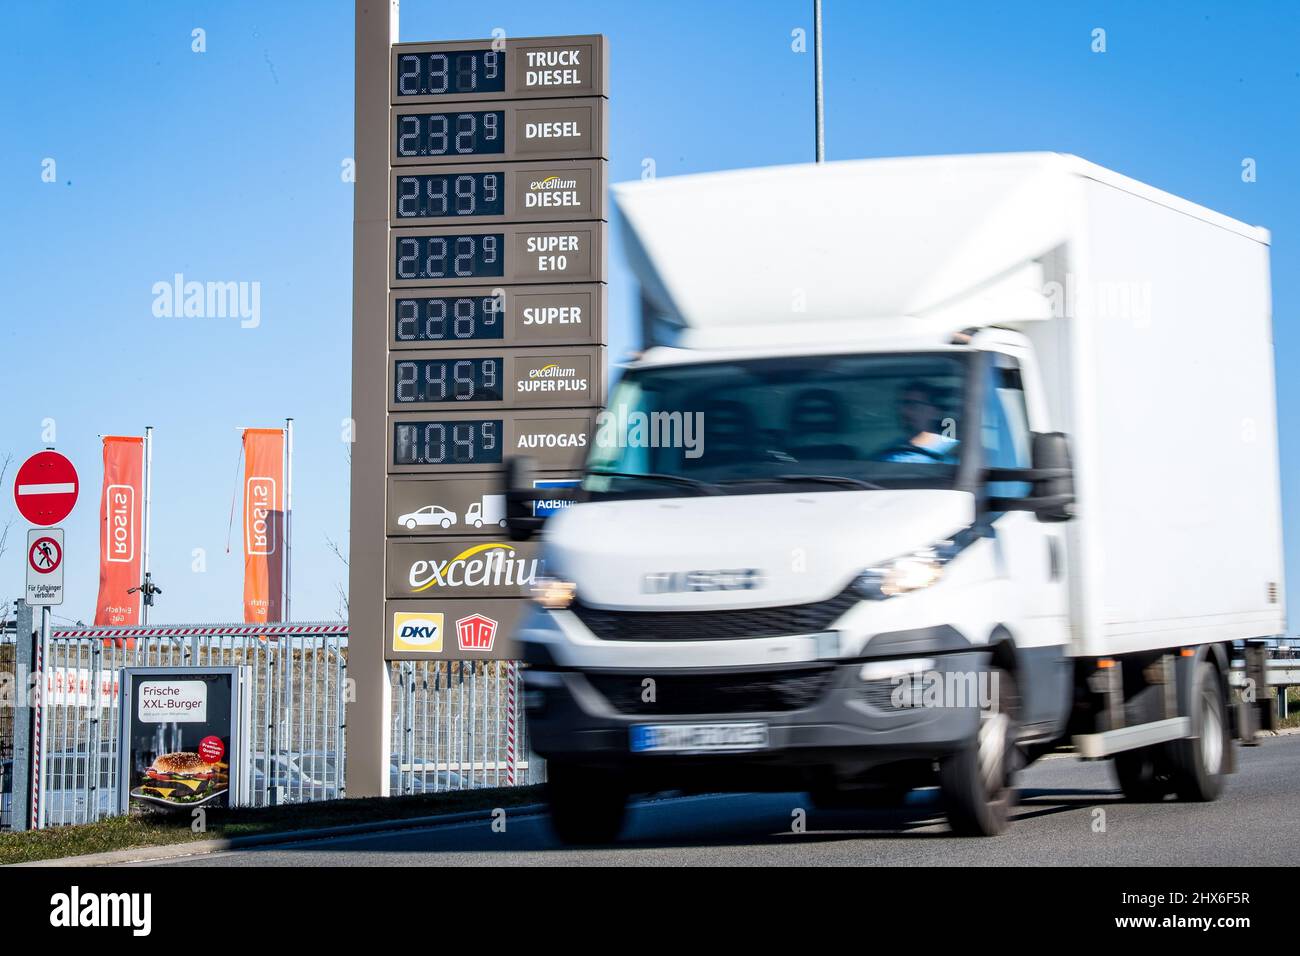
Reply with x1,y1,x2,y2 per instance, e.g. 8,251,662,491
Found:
154,733,1300,867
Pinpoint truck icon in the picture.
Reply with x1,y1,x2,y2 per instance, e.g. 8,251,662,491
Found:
465,494,507,529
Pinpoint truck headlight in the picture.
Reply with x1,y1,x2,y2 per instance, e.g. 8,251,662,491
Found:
854,546,952,600
530,576,577,610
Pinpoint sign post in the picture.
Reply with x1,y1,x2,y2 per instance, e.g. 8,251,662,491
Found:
13,451,78,827
348,0,608,796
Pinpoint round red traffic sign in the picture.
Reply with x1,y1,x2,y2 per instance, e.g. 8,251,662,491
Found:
13,451,79,526
29,535,62,574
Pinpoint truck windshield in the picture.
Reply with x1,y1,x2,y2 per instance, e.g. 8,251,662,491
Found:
585,352,969,496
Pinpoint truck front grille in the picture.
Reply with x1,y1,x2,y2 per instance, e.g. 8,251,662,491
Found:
586,666,836,715
569,587,859,642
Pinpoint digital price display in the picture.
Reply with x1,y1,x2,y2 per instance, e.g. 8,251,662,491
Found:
389,284,606,350
394,357,503,404
395,49,505,98
394,233,503,281
391,36,607,105
390,160,606,226
395,109,504,159
389,347,602,411
389,410,599,474
395,172,504,219
395,294,504,342
391,224,605,287
391,98,606,166
393,419,502,467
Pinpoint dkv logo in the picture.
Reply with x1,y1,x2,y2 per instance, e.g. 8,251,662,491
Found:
393,612,444,653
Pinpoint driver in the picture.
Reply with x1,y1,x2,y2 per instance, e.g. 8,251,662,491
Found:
876,381,960,463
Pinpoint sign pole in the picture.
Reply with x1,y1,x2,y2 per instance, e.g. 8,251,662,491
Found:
11,601,32,831
142,426,153,624
285,418,293,621
813,0,825,162
35,605,50,829
346,0,400,798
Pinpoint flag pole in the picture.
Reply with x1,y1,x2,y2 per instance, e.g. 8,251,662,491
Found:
285,417,294,622
814,0,825,162
142,426,154,625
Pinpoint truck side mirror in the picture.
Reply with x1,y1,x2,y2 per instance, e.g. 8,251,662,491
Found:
504,456,541,541
503,456,583,541
983,432,1075,521
1029,431,1075,522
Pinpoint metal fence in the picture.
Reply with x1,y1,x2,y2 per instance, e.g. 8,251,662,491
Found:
390,659,535,794
0,622,530,830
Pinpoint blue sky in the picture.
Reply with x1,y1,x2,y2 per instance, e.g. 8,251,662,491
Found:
1,0,1298,626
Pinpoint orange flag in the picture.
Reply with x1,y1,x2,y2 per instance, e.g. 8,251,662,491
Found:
95,436,144,627
242,428,285,624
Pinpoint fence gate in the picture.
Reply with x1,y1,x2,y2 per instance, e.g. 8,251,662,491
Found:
1,621,532,830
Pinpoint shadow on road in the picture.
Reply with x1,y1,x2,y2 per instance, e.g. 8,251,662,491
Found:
219,783,1128,858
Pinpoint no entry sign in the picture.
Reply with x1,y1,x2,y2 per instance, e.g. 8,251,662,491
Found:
26,528,65,606
13,451,79,526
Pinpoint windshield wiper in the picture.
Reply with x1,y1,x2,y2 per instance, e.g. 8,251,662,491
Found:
718,474,885,491
586,470,722,495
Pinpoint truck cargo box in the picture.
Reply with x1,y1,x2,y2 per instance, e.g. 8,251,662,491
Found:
614,153,1285,657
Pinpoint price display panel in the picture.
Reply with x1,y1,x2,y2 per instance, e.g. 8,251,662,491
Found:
389,409,598,475
391,98,607,166
388,346,603,410
391,223,605,287
389,284,606,350
391,35,607,104
390,160,606,226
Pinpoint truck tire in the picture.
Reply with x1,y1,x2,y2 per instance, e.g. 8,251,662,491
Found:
1112,747,1175,802
1170,661,1228,802
939,666,1019,836
546,761,629,845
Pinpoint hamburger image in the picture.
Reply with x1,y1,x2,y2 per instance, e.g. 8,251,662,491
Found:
133,751,229,807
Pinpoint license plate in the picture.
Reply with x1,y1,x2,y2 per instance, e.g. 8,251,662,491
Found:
629,722,769,754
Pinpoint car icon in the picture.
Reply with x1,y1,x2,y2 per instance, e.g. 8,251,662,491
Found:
398,504,457,530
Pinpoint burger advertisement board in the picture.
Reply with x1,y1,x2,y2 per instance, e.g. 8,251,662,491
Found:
117,667,252,813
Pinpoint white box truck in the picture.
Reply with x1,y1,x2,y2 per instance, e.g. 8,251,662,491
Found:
504,153,1285,841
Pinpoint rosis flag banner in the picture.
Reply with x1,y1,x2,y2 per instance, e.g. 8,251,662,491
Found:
242,428,285,624
95,436,144,627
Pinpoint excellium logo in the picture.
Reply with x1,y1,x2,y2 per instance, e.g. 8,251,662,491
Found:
409,542,540,592
519,363,587,393
525,175,582,209
50,886,152,936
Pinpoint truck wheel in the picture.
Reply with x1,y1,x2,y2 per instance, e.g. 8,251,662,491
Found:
546,762,628,845
939,667,1019,836
1112,747,1174,802
1170,661,1228,802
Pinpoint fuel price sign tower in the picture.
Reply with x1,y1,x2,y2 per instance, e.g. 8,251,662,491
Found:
349,0,607,796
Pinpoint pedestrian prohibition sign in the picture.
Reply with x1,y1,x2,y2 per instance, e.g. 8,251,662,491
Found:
13,451,79,526
26,528,65,606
